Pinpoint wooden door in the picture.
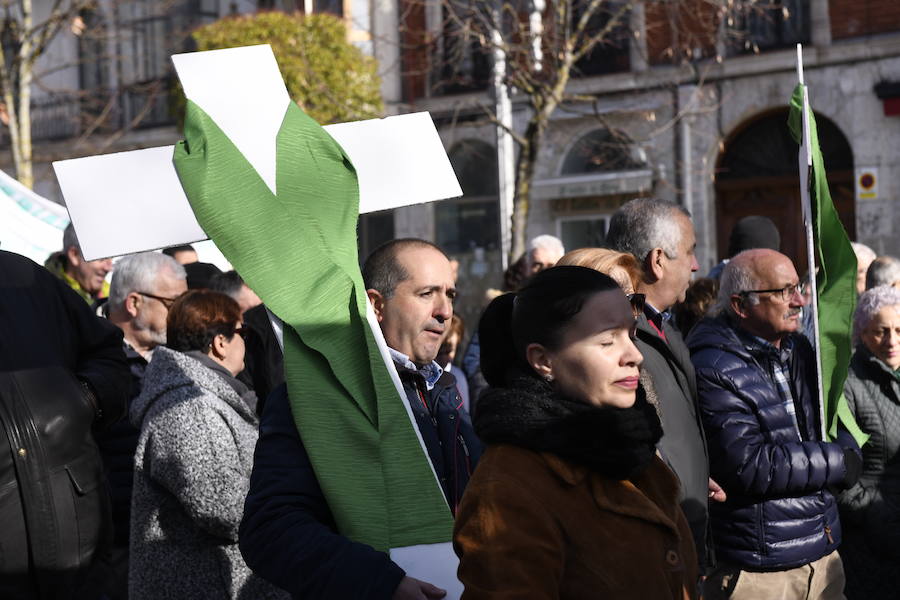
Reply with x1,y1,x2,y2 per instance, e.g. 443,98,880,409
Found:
715,171,855,276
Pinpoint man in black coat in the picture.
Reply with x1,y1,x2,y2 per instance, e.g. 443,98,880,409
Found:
240,238,481,600
0,250,130,600
605,198,722,574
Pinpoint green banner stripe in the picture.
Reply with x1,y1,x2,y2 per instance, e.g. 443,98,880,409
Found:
787,85,868,447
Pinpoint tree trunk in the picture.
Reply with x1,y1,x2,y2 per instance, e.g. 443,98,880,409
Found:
16,70,33,189
17,0,34,190
509,119,544,261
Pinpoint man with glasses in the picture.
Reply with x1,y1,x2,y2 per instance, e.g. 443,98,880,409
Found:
687,249,862,600
96,252,187,599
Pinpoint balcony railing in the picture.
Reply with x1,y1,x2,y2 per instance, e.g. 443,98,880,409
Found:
727,0,810,56
0,78,175,146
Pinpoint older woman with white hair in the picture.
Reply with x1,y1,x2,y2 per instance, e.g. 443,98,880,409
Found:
838,284,900,600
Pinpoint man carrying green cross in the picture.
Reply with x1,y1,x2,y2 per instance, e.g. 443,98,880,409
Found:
53,43,480,597
238,238,482,599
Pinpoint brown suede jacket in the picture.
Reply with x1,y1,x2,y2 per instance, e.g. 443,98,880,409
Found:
454,444,698,600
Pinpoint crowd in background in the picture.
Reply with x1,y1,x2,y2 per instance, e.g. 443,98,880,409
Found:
1,197,899,600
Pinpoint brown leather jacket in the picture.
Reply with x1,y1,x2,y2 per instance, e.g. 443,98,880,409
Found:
454,444,698,600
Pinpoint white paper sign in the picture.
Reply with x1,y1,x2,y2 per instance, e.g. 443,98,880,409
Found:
53,112,461,260
53,145,206,261
172,45,289,195
54,44,461,261
390,543,463,600
328,112,461,214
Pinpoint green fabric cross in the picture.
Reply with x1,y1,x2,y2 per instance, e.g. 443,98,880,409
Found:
173,99,453,550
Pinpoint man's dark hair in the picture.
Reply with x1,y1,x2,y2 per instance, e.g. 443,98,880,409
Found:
162,244,195,257
362,238,447,298
208,270,245,300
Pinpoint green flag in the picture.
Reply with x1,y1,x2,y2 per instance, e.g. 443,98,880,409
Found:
173,99,454,551
788,84,868,447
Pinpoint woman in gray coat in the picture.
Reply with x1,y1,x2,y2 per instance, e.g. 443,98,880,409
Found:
838,285,900,600
129,290,287,600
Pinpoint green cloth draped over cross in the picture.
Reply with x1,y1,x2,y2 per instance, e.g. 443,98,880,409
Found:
173,99,454,551
787,84,868,447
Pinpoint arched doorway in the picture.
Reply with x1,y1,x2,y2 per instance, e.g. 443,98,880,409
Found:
715,109,854,273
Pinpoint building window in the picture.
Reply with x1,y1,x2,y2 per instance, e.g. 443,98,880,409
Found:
572,1,631,76
561,127,644,175
557,215,609,251
728,0,809,55
433,0,491,95
358,209,395,260
436,140,499,254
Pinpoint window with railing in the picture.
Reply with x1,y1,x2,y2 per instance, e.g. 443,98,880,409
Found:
1,1,221,146
432,0,492,95
572,0,630,77
727,0,809,56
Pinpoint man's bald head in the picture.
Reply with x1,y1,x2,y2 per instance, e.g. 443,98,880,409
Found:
717,249,806,346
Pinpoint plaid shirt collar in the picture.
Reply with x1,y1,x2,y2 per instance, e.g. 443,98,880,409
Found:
735,327,795,364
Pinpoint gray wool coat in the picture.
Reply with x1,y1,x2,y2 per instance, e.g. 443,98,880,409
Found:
838,348,900,598
128,346,287,600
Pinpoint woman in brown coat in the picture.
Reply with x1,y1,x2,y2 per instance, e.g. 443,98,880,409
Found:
454,266,698,600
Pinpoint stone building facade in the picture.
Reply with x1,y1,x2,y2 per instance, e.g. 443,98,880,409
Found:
393,0,900,287
5,1,900,327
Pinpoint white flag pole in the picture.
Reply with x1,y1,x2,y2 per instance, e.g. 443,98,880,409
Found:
796,44,827,439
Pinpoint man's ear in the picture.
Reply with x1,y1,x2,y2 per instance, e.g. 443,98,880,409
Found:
65,245,82,269
125,292,142,318
366,289,385,322
644,248,665,283
730,294,749,319
525,343,552,380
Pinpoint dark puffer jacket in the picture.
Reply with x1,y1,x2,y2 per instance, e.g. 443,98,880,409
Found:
687,315,849,570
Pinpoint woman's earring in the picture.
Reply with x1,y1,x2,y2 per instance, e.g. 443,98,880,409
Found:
544,374,554,383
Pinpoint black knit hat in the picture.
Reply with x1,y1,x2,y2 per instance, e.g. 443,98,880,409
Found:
727,215,781,258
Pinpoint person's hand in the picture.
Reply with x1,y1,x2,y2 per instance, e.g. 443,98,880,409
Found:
841,448,862,490
392,576,447,600
708,477,726,502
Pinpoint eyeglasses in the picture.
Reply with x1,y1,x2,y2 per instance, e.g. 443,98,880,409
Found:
137,291,182,309
233,325,248,339
738,282,807,303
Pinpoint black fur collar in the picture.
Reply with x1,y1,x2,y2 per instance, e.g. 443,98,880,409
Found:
475,371,663,480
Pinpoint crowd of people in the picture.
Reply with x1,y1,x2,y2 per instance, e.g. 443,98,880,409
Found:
1,197,899,600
